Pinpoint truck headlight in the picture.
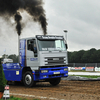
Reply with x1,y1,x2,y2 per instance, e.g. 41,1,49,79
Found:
64,68,68,71
41,70,48,73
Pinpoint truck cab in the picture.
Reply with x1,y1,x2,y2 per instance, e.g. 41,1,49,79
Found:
20,35,68,68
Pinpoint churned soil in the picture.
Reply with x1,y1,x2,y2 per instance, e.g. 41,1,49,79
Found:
9,80,100,100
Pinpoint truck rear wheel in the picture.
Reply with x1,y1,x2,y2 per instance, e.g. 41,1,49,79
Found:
23,71,35,87
49,78,61,86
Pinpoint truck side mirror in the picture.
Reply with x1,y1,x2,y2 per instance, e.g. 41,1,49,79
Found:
34,47,37,57
65,44,68,49
34,47,37,53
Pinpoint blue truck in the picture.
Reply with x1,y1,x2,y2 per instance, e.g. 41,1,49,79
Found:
2,35,68,87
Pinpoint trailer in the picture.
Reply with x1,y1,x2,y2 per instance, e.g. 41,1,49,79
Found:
2,35,68,87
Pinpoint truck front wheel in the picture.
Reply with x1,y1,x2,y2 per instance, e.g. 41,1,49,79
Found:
23,71,35,87
49,78,61,86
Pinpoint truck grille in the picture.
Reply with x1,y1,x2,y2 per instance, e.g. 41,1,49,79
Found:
45,57,66,65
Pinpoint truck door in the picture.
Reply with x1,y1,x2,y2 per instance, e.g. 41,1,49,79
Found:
26,39,39,70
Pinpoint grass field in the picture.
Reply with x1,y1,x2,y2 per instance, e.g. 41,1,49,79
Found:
69,75,100,78
0,96,39,100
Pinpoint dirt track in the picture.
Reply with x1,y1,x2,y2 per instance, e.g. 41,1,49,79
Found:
9,80,100,100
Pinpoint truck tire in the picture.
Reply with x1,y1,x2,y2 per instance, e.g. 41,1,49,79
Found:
23,71,35,87
49,78,61,86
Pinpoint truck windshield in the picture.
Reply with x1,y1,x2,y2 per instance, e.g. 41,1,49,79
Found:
38,40,66,51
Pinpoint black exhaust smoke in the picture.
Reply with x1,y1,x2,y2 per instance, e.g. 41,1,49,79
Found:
0,0,47,35
15,12,22,36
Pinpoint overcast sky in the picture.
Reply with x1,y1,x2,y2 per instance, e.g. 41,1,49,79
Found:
0,0,100,56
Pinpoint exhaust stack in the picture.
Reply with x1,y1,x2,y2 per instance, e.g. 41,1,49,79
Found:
0,0,48,62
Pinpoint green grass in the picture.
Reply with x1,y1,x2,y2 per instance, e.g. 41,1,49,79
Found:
69,75,100,78
0,96,40,100
69,70,96,72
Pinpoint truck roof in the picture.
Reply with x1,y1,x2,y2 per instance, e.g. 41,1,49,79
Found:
20,35,64,40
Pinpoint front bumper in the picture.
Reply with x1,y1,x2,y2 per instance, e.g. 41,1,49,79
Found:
39,66,68,80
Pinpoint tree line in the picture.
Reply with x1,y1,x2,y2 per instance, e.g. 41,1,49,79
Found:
1,48,100,63
2,54,18,63
68,48,100,63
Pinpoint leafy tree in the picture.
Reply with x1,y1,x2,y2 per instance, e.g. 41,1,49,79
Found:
81,50,89,63
89,48,96,63
8,54,18,63
68,48,100,63
68,51,72,63
76,50,85,63
95,49,100,63
2,54,8,59
0,58,7,92
69,51,77,63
